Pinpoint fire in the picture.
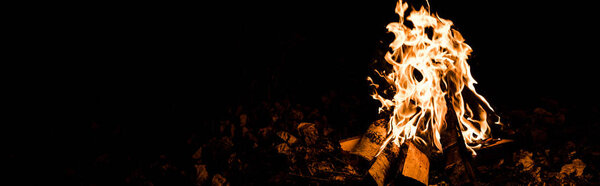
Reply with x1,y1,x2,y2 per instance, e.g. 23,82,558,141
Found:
368,0,500,156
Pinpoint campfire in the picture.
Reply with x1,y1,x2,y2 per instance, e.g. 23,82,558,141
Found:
84,0,599,185
337,0,504,185
367,0,500,156
191,0,513,185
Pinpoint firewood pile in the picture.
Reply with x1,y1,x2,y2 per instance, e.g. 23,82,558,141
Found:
83,94,600,185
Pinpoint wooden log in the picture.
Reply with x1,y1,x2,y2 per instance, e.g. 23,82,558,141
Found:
386,141,430,185
400,142,429,184
350,119,388,162
442,93,477,185
339,136,360,152
339,119,388,185
340,131,430,185
369,141,401,186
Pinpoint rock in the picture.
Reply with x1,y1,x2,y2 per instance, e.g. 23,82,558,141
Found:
532,167,542,183
515,150,535,171
332,175,345,181
275,143,292,156
307,161,334,176
298,122,319,146
192,147,202,160
194,164,209,185
559,159,586,178
276,131,298,145
211,174,228,186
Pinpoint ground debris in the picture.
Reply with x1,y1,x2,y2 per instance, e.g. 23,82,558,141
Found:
192,147,202,160
276,131,298,146
211,174,228,186
515,150,535,171
559,159,586,178
275,143,292,155
194,164,209,185
298,122,319,146
308,161,335,176
98,95,599,185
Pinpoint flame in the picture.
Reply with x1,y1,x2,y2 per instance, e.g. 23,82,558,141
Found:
369,0,499,156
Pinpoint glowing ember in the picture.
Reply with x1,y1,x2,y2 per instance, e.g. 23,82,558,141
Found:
368,0,500,156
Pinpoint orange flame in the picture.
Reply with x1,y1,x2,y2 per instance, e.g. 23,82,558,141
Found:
369,0,500,156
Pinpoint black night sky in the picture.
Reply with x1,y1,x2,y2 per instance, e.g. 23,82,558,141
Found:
10,0,599,185
91,0,597,119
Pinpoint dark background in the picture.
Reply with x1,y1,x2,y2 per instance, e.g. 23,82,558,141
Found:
95,0,597,113
88,0,598,114
9,0,598,184
91,0,597,131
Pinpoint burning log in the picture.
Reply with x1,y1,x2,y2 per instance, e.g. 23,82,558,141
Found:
441,97,477,185
340,119,430,185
